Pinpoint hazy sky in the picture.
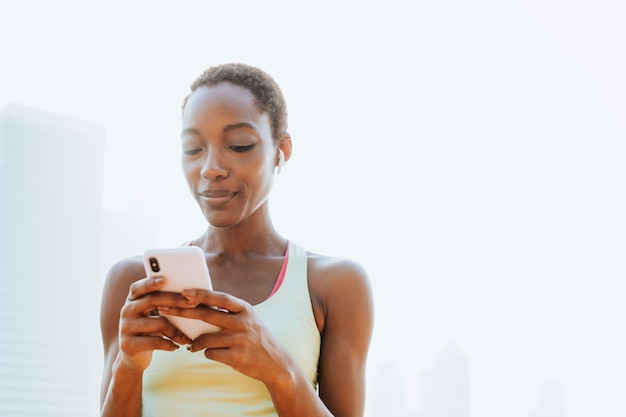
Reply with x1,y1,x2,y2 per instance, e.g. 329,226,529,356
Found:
1,1,624,416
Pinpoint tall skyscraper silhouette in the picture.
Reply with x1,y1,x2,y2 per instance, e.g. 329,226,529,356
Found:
369,361,409,417
416,340,471,417
102,196,159,267
528,381,566,417
0,104,105,417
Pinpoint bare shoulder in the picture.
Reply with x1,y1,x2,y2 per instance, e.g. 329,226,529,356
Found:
100,256,146,344
102,255,146,297
306,251,374,333
307,252,370,288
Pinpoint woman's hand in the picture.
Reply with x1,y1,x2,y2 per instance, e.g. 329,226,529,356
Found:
116,276,194,373
101,258,196,414
158,289,294,386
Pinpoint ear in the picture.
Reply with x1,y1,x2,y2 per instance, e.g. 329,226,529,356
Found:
277,133,293,165
275,134,292,175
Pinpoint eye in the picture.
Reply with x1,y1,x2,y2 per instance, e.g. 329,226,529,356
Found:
183,148,202,156
229,144,255,153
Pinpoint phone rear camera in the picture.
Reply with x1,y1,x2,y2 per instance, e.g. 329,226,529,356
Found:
149,257,160,272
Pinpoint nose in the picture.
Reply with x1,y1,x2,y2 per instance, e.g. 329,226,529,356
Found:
200,149,228,180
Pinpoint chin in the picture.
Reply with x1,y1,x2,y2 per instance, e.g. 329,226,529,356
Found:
202,212,241,229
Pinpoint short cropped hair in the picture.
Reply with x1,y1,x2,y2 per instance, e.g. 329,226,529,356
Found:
183,63,288,142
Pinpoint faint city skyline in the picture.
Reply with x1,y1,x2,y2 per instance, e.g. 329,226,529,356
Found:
0,103,105,417
529,381,566,417
416,340,471,417
368,341,568,417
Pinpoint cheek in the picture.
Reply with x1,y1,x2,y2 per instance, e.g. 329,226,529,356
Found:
255,157,276,183
255,163,276,196
181,160,200,187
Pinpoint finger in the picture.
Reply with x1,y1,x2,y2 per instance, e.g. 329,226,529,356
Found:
128,276,167,301
188,332,234,352
122,316,193,346
157,319,193,346
202,347,232,364
157,304,231,330
120,335,181,354
124,291,199,319
153,291,201,308
181,289,247,314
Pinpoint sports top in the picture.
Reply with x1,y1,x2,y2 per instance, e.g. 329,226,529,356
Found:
141,240,321,417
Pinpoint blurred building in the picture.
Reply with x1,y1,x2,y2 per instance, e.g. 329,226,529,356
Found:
369,361,409,417
101,194,160,271
0,104,105,417
416,340,471,417
528,381,566,417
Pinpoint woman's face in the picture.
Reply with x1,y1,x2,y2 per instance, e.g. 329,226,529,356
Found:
180,82,279,229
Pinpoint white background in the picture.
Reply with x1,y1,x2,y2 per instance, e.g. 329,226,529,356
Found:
1,1,624,416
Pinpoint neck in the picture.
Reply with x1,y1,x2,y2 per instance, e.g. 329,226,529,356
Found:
195,205,286,257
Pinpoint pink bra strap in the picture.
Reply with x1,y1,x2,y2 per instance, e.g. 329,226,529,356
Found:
268,244,289,299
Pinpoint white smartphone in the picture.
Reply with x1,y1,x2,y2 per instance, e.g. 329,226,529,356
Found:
143,246,221,339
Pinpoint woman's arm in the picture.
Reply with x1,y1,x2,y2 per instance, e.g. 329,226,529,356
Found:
256,257,374,417
309,257,374,417
99,257,192,417
259,257,374,417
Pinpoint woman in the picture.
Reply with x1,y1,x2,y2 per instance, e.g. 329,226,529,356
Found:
100,63,374,417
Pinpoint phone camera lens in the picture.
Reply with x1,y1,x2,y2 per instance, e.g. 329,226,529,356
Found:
149,257,160,272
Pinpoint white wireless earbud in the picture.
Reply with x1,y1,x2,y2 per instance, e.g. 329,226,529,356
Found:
276,149,285,175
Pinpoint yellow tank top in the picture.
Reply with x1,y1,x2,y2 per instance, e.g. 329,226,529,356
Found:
141,241,321,417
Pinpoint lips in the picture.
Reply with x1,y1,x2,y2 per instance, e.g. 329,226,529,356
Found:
199,189,237,206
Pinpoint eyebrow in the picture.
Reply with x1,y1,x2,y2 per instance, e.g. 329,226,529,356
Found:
222,122,256,133
181,122,257,137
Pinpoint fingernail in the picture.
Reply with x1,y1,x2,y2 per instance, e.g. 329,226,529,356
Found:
157,306,170,312
155,277,165,284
